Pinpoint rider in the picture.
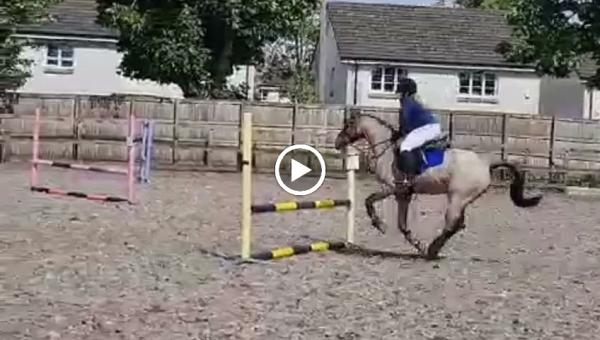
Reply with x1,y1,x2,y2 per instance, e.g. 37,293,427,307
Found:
394,77,442,185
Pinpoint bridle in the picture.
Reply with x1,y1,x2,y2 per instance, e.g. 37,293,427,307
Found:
341,112,400,160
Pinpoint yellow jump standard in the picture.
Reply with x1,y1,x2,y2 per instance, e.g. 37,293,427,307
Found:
240,111,360,261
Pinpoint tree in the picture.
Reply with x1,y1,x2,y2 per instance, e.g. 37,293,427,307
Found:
258,5,318,103
0,0,60,103
97,0,319,99
495,1,600,87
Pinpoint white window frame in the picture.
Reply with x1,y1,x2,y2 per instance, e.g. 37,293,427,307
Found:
44,45,75,72
370,66,406,94
457,70,498,103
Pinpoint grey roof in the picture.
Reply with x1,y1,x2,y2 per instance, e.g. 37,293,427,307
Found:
16,0,118,39
327,2,530,69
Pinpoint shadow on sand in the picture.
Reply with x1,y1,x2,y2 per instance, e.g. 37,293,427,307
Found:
333,243,445,261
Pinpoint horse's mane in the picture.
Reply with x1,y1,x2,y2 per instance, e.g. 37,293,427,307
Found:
352,112,399,135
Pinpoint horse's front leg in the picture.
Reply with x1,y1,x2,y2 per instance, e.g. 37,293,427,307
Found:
365,186,396,234
395,193,427,255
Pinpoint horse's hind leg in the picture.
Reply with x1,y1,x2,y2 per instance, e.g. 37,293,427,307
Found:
426,193,466,259
395,194,426,254
365,186,396,234
426,188,487,259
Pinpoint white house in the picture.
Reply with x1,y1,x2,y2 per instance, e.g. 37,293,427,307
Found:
13,0,250,99
318,2,600,119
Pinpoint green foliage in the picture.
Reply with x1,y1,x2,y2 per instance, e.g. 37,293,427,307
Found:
97,0,319,99
0,0,60,94
456,0,600,87
455,0,512,10
495,1,600,87
259,4,318,104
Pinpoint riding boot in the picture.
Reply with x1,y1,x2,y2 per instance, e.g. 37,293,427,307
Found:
396,150,419,195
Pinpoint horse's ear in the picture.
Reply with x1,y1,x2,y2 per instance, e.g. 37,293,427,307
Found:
349,107,361,119
344,107,359,125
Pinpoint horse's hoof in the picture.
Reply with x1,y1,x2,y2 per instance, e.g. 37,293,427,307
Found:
372,221,386,234
425,247,440,260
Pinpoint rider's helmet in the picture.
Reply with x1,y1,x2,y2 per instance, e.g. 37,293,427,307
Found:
396,77,417,97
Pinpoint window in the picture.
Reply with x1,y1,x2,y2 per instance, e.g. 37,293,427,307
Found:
458,71,497,102
371,66,405,93
45,45,74,69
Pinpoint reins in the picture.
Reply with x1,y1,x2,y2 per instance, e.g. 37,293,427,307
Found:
348,113,399,160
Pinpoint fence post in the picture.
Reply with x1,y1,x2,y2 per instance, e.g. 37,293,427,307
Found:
206,129,214,167
237,101,245,171
292,102,298,146
172,99,178,165
0,112,10,162
501,113,508,162
30,108,41,188
0,127,7,162
549,115,556,168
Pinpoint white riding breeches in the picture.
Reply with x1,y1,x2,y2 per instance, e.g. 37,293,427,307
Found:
399,123,442,152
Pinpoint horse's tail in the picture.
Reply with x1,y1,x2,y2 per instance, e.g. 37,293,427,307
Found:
489,162,543,208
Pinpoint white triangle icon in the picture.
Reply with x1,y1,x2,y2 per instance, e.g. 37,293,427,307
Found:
290,159,311,182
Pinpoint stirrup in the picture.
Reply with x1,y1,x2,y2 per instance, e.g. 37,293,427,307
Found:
396,173,416,194
395,175,413,190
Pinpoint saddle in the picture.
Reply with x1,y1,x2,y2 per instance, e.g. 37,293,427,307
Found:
395,132,450,176
421,132,450,151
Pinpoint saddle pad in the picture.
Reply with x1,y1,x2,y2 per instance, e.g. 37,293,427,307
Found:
419,149,446,174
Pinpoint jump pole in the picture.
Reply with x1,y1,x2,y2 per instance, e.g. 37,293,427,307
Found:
241,111,253,259
345,146,359,243
126,109,136,203
30,108,139,204
240,111,358,261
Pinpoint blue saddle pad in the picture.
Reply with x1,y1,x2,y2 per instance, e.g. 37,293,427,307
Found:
419,148,446,174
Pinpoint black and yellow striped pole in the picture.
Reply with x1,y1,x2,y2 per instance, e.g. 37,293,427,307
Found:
251,241,346,260
240,111,359,261
251,199,350,214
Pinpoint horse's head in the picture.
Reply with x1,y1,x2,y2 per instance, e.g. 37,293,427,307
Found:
334,112,366,150
335,111,397,151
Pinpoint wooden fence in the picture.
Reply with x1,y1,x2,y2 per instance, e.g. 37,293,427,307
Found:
1,93,599,187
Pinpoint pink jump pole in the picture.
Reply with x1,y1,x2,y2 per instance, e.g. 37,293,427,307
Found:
127,111,136,204
30,108,41,188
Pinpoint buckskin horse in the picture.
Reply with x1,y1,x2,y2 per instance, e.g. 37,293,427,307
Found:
334,111,542,259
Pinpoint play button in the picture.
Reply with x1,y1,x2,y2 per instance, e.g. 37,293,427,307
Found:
290,159,311,182
275,144,326,196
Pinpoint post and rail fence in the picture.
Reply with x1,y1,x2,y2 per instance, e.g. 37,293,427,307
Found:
0,93,598,188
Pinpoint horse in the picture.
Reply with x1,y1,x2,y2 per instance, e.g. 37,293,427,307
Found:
334,111,543,260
